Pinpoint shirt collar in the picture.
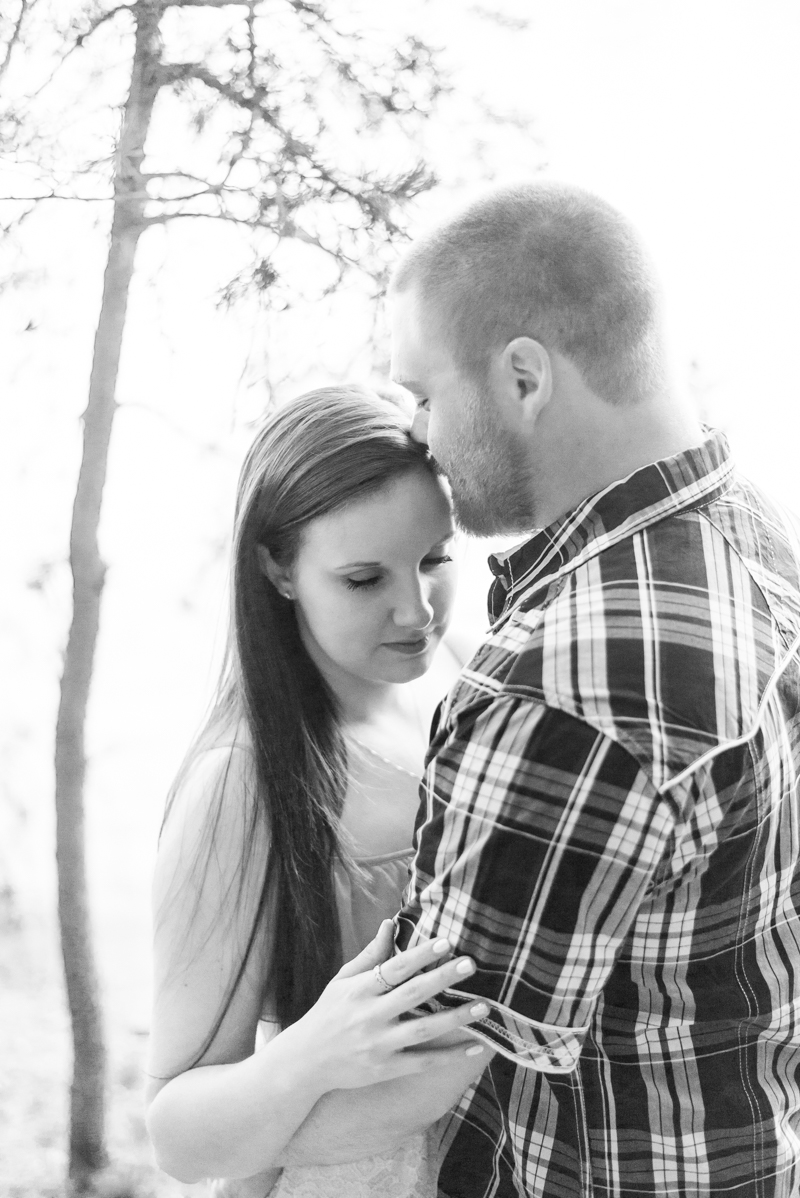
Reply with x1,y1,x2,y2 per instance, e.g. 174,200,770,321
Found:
488,427,734,624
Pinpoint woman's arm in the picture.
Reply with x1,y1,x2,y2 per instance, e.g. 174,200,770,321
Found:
279,1030,493,1167
145,748,484,1184
147,1020,325,1184
149,950,487,1181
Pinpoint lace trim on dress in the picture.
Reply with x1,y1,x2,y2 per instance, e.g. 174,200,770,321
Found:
267,1130,438,1198
345,732,422,782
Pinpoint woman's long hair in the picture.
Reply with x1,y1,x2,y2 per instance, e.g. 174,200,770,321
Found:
163,385,436,1041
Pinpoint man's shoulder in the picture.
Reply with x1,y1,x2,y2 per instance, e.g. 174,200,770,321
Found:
462,489,800,780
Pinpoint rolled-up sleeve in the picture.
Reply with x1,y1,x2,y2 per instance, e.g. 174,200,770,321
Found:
395,696,679,1071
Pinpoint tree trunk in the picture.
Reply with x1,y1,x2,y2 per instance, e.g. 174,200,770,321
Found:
54,3,165,1190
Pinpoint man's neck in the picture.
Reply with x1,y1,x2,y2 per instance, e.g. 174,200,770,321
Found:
532,386,705,529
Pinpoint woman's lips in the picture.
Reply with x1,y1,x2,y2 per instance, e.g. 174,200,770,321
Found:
383,635,431,656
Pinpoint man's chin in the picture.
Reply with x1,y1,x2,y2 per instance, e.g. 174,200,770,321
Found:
452,492,533,539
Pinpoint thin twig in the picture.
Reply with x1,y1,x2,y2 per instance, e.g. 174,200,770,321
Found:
1,191,115,202
18,3,132,109
74,4,131,50
0,0,34,87
171,0,249,7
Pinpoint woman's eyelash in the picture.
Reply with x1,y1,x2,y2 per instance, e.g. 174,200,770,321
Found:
345,556,452,592
346,576,381,591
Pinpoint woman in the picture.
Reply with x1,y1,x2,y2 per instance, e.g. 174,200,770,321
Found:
145,386,489,1197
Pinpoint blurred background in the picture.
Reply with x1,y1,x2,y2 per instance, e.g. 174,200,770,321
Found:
1,0,799,1193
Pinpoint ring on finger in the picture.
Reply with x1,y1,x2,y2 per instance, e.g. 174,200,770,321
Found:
373,962,395,993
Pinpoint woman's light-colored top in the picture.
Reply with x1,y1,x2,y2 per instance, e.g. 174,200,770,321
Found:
335,733,422,961
265,738,439,1198
335,846,413,965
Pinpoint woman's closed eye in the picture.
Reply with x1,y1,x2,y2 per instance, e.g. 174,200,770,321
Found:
421,554,453,570
345,574,382,591
344,555,452,593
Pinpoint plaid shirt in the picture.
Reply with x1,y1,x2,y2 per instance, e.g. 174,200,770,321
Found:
396,429,800,1198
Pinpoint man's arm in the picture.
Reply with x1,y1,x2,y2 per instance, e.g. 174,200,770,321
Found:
395,697,681,1070
282,699,677,1166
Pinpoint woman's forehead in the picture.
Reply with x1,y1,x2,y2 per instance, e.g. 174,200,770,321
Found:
299,473,453,562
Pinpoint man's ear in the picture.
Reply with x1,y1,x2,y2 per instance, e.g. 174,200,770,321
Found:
495,337,553,429
256,545,295,600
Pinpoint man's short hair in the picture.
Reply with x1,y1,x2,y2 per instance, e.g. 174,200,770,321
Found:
391,181,666,406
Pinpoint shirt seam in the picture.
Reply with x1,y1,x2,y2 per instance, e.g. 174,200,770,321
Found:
470,684,687,822
696,504,800,653
494,460,735,629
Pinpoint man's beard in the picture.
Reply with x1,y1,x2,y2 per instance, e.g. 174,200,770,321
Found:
433,389,537,538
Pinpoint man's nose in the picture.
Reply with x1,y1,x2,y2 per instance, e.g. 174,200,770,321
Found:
410,407,429,446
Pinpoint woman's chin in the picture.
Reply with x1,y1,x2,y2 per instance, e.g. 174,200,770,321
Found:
395,656,433,683
372,643,438,684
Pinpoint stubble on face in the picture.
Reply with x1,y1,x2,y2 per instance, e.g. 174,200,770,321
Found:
391,285,537,538
436,374,536,538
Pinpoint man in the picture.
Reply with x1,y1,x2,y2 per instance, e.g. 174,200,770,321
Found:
384,181,800,1197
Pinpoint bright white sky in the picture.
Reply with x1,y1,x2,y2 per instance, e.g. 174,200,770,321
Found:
2,0,800,1029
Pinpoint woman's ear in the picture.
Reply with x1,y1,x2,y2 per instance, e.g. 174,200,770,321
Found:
256,545,295,600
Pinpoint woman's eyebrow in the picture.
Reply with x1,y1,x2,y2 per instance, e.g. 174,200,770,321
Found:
426,534,456,552
335,560,382,570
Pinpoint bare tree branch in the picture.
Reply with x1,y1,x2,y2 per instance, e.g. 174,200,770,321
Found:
143,207,268,228
142,168,215,195
0,0,36,86
1,191,116,202
74,3,132,50
0,199,37,235
158,59,258,107
12,2,132,110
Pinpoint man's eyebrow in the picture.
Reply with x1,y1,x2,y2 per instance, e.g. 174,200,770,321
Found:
394,377,424,395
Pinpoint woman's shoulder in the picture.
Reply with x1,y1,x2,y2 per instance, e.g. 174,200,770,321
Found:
156,732,265,900
190,740,255,796
167,728,256,822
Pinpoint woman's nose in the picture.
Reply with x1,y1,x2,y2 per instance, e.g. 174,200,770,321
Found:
393,580,434,629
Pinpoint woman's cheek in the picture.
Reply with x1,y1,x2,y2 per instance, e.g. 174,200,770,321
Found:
310,587,354,650
435,570,457,624
340,589,380,641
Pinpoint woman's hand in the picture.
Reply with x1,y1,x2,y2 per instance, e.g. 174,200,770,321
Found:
284,919,486,1093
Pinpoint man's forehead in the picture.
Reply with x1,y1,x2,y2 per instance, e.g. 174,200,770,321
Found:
389,287,442,385
388,287,419,339
388,294,419,382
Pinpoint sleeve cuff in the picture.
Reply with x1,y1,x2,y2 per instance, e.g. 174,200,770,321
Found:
424,990,589,1072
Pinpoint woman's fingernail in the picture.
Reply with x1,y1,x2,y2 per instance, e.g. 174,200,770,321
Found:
470,1003,489,1017
456,958,474,975
433,938,451,955
466,1045,485,1056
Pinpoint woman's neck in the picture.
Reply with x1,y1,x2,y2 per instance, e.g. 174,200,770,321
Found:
338,680,428,779
333,675,408,729
297,625,414,729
